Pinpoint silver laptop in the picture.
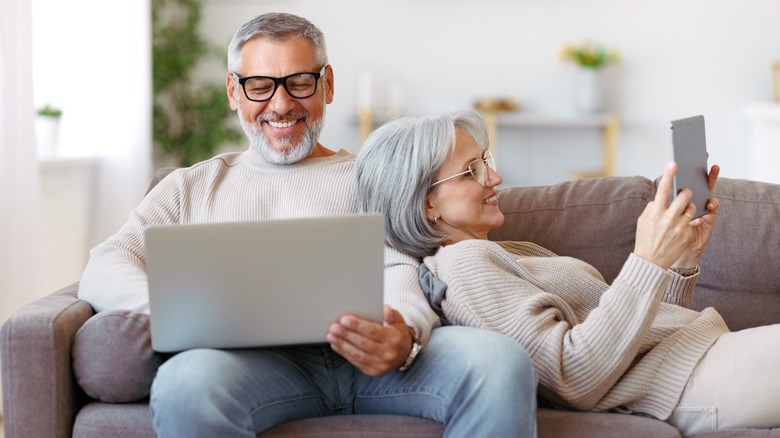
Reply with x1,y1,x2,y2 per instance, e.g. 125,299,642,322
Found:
145,214,385,352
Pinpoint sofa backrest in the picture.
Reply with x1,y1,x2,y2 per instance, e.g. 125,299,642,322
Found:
696,177,780,330
491,175,780,332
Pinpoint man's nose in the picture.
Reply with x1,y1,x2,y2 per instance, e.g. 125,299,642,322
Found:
265,83,297,115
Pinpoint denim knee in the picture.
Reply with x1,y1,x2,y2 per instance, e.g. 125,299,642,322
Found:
150,349,255,437
424,326,538,437
446,326,536,392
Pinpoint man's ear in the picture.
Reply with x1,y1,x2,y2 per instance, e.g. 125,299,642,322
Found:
324,64,334,104
226,73,239,111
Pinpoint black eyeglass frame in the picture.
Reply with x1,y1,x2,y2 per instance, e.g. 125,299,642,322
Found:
233,65,327,102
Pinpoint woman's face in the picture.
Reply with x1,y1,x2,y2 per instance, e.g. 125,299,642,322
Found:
425,129,504,245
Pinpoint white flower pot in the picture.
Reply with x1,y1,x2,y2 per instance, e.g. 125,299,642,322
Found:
35,116,61,156
574,68,604,113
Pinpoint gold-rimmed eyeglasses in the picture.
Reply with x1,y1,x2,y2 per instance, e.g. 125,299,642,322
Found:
431,151,496,188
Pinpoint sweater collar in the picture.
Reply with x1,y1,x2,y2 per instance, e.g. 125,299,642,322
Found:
241,147,355,169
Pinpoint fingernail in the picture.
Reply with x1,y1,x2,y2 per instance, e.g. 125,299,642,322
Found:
340,316,351,327
667,162,676,169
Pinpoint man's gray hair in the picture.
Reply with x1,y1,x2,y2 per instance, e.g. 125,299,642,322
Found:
227,13,328,73
356,109,490,258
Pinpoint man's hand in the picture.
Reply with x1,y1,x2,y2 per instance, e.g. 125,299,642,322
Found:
327,304,414,376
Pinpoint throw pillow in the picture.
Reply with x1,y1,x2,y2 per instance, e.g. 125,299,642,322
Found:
72,310,164,402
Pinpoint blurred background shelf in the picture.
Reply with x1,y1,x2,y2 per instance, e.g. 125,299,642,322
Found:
354,110,620,182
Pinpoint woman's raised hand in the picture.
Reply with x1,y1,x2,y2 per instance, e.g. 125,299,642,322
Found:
633,162,718,270
673,164,720,269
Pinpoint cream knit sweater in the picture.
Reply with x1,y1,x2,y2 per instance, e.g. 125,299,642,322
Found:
422,239,730,420
79,148,439,343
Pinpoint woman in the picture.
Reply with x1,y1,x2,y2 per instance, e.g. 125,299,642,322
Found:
356,109,780,435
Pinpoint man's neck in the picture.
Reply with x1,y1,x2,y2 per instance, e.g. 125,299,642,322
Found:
308,143,337,158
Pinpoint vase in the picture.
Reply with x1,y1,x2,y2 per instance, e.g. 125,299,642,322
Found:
35,115,61,156
574,68,604,113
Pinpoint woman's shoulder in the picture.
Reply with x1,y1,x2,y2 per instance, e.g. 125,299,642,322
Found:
496,241,558,257
428,239,556,259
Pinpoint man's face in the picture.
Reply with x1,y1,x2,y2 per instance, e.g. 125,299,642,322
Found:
227,37,334,164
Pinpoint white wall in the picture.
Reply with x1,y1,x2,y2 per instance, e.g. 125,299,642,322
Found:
30,0,151,297
201,0,780,185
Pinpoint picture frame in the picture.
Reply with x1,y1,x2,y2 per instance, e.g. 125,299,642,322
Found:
772,61,780,103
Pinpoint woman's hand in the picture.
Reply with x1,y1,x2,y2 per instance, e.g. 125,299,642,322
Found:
634,162,703,269
672,164,720,269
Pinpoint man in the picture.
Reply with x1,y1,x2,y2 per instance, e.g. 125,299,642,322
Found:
79,12,537,437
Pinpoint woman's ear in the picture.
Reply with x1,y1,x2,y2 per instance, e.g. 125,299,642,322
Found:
424,194,437,223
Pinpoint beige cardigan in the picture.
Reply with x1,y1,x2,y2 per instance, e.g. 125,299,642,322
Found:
422,239,729,420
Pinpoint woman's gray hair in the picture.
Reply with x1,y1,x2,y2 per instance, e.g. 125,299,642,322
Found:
227,13,328,74
356,109,490,258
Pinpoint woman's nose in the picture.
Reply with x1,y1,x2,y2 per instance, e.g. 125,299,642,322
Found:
487,166,503,187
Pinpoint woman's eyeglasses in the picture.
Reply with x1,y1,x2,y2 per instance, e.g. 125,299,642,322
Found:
431,151,496,188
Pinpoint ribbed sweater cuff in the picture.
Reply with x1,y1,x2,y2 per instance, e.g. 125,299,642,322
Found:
616,254,671,297
663,270,699,308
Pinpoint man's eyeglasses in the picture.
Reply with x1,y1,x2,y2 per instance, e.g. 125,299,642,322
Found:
431,151,496,188
234,65,327,102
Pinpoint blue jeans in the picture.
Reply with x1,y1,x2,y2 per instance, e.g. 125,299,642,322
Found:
150,326,537,437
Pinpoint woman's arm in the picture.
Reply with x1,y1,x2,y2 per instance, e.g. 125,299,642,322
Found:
430,240,670,411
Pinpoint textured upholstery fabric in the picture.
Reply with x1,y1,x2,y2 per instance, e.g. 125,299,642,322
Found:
1,284,93,438
73,402,155,438
72,310,164,402
694,178,780,331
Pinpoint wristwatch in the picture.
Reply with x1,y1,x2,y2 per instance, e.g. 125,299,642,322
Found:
398,331,422,372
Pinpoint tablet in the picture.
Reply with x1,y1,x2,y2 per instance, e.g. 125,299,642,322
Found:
671,115,710,218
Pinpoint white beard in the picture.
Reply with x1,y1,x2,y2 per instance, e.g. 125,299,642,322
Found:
238,105,326,165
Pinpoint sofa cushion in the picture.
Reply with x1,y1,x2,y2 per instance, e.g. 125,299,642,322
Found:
72,310,164,402
694,178,780,331
490,175,654,284
73,402,688,438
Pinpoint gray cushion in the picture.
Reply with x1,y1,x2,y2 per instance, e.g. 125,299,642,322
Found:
72,310,163,402
693,178,780,330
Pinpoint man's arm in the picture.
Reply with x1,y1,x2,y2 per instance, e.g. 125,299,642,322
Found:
79,175,181,313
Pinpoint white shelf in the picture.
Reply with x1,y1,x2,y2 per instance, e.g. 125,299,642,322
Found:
495,112,615,129
353,110,620,178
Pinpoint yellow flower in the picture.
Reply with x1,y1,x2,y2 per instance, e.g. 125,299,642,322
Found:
560,42,620,69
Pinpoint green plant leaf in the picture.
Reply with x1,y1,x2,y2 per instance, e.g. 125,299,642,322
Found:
152,0,242,167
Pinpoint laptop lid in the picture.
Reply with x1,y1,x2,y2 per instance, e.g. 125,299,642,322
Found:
145,213,385,352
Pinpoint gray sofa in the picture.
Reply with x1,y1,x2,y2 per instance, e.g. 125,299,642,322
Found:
3,170,780,438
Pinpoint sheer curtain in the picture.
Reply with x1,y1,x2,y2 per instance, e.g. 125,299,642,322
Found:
1,0,43,416
1,0,43,325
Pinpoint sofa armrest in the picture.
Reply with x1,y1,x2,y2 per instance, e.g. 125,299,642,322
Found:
1,283,95,438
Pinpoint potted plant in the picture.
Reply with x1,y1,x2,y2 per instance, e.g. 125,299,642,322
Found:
35,103,63,156
152,0,243,167
560,42,621,113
